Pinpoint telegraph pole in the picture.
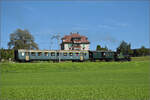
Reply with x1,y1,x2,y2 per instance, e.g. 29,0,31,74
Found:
51,33,61,62
58,34,61,62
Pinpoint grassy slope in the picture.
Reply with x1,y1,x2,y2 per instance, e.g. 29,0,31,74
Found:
131,56,150,61
0,57,150,100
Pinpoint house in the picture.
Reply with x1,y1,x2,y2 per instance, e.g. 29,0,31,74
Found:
61,32,90,50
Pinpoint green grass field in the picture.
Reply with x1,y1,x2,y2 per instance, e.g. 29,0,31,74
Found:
0,57,150,100
131,56,150,61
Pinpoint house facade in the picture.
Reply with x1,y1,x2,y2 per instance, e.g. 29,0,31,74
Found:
61,32,90,50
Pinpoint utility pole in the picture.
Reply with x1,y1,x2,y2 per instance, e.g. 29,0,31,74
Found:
51,33,61,62
30,39,31,50
58,34,61,62
50,38,53,50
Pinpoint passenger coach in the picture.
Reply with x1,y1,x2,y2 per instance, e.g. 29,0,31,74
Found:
15,49,89,62
89,51,115,61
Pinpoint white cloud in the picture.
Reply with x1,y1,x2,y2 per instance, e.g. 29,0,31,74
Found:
97,20,129,30
108,19,129,27
71,24,89,31
72,27,88,30
98,24,115,29
116,23,128,27
23,6,35,12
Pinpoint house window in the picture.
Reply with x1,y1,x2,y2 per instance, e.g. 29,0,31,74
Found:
68,44,72,48
63,39,66,42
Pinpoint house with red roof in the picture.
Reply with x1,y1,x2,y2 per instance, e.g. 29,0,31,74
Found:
61,32,90,50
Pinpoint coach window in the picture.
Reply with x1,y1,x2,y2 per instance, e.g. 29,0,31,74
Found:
84,53,87,56
25,52,29,56
106,53,108,56
108,53,110,56
76,53,79,56
103,52,106,56
80,53,83,56
31,52,36,56
44,52,48,56
64,53,67,56
57,52,59,56
69,52,73,56
51,52,55,56
38,52,42,56
22,52,25,56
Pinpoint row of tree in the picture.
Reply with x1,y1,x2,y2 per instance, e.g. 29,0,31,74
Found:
0,28,150,61
131,46,150,56
0,49,14,60
96,41,150,56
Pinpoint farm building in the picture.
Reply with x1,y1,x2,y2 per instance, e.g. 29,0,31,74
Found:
61,32,90,50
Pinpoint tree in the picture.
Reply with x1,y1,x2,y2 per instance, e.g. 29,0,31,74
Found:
8,29,38,50
103,46,108,51
96,45,101,51
138,46,150,56
127,43,133,55
96,45,109,51
139,46,145,56
117,41,132,55
0,48,14,60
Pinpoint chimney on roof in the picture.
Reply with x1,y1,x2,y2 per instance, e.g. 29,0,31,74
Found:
70,32,72,34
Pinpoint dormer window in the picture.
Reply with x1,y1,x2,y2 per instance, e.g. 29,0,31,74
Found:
63,39,66,42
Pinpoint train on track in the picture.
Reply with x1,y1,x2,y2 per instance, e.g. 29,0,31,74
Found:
15,49,131,62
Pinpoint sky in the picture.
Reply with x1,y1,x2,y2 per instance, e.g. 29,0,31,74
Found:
1,0,150,51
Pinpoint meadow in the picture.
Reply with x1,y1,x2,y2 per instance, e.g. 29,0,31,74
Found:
0,57,150,100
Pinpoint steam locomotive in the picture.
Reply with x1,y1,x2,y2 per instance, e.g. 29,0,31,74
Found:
15,49,131,62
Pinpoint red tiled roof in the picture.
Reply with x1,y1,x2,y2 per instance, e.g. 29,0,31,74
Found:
62,33,89,43
73,45,81,48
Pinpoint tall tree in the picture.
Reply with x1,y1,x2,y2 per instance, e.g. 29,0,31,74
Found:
117,41,132,55
96,45,101,51
8,29,38,50
96,45,109,51
139,46,149,56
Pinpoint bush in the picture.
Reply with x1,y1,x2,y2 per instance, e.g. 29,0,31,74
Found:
0,49,14,61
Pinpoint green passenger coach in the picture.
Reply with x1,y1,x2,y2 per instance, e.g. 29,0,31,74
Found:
89,51,115,61
15,49,89,62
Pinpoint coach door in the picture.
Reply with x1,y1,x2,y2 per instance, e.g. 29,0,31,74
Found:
25,52,30,61
102,52,106,57
80,53,84,61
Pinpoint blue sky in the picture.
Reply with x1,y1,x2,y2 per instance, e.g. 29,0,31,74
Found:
1,0,150,51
